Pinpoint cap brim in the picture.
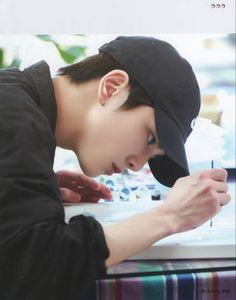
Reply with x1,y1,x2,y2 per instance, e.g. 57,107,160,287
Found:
148,108,189,187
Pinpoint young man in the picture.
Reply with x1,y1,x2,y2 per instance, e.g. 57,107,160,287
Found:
0,36,230,299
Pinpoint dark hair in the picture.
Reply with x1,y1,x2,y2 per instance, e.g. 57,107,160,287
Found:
57,53,153,110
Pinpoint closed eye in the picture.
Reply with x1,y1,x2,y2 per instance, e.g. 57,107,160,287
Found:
147,133,156,145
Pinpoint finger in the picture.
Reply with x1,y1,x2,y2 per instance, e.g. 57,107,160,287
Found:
80,196,101,203
79,188,113,200
209,168,228,181
218,192,231,206
64,185,112,200
73,174,100,190
215,181,228,193
60,187,82,203
196,169,228,182
95,183,113,196
58,170,100,190
81,194,113,202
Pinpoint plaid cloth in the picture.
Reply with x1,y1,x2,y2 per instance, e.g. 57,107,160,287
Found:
86,259,236,300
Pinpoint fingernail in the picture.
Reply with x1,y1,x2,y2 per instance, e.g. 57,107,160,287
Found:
95,183,101,190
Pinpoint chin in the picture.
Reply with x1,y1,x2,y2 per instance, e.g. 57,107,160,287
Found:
78,156,103,177
80,164,100,177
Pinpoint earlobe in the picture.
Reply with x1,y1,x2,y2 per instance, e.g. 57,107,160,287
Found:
97,70,129,106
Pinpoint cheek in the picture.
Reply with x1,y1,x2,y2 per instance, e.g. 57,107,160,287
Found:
82,115,146,163
82,124,116,167
113,124,146,155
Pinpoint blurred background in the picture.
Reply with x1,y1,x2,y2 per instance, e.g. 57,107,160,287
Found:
0,34,235,200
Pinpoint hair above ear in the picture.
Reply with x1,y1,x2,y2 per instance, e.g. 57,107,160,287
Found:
58,53,153,111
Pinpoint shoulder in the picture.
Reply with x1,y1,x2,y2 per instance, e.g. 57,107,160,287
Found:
0,80,44,130
0,79,55,155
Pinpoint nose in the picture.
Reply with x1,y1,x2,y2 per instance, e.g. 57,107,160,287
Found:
126,154,147,172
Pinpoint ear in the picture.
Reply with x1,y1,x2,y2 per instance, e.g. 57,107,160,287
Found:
98,70,129,105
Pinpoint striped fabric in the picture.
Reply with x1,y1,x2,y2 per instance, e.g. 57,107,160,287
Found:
85,259,236,300
94,271,235,300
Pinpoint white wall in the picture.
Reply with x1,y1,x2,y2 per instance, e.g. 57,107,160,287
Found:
0,0,235,34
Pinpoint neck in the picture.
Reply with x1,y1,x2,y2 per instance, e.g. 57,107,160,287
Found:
52,76,99,151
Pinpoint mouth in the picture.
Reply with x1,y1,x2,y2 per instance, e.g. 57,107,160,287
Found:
112,163,122,174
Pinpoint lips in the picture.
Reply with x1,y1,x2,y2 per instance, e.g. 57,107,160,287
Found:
112,163,121,173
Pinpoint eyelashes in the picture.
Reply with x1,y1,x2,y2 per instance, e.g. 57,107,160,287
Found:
147,133,156,145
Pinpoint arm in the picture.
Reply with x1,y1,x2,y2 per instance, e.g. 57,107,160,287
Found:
103,168,230,266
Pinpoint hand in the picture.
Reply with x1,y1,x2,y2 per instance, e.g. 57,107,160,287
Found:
161,168,231,233
103,169,230,267
56,170,112,204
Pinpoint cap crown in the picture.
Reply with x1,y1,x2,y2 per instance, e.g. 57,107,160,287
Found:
99,36,200,142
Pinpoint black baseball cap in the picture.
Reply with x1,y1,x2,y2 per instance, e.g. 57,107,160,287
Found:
99,36,201,187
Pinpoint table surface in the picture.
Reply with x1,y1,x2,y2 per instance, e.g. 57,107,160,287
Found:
65,181,236,260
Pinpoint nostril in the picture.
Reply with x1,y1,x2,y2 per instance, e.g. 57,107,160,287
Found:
128,162,134,168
